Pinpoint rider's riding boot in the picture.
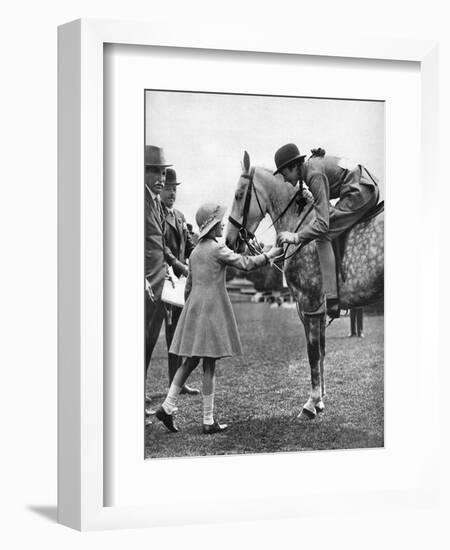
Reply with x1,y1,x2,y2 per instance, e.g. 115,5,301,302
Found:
316,239,340,319
327,297,340,319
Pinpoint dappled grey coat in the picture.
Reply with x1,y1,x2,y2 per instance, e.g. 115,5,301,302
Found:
170,237,268,359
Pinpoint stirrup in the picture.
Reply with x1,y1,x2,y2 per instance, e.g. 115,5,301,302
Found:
326,297,341,319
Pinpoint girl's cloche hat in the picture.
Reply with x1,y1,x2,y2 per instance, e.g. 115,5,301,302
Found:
196,202,226,239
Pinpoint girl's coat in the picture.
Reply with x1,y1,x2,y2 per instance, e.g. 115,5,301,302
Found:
170,237,267,359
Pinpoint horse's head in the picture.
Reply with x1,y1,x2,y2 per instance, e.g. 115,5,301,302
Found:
226,151,269,252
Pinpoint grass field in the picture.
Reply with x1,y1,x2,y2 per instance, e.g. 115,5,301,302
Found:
145,303,384,459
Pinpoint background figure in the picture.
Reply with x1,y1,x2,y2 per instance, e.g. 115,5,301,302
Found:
161,168,198,395
145,146,188,416
186,222,199,245
349,307,364,337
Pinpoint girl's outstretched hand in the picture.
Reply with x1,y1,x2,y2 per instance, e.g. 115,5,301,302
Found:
266,246,284,259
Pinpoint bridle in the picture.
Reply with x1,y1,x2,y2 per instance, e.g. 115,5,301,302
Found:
227,161,334,323
228,168,266,255
228,167,315,264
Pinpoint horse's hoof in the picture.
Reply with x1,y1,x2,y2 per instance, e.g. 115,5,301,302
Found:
297,407,316,420
315,403,325,413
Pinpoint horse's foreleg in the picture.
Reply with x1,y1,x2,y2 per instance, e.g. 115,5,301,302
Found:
313,316,326,414
298,313,324,420
319,314,326,400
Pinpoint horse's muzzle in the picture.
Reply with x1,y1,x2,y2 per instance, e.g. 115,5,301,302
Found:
225,236,245,253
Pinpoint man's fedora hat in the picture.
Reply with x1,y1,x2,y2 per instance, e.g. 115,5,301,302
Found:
273,143,306,175
145,145,172,167
196,202,227,239
164,168,182,186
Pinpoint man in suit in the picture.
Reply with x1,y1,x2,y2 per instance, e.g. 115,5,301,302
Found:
145,146,188,417
186,223,199,245
161,168,199,395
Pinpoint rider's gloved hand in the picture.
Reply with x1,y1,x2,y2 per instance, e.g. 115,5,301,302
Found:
277,231,299,246
302,183,314,203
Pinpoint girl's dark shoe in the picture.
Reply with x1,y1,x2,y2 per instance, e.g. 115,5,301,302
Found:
155,406,179,432
202,420,228,434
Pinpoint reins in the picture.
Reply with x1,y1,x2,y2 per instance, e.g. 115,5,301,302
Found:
265,190,301,232
228,167,314,270
280,200,315,261
229,163,337,324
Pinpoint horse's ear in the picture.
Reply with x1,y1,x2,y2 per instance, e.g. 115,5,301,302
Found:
243,151,250,173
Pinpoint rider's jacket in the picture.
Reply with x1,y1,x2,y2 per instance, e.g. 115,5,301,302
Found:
297,155,379,244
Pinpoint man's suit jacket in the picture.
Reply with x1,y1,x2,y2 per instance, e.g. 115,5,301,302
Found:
163,207,195,264
145,189,185,301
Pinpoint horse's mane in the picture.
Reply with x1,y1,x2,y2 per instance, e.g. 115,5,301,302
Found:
231,163,313,236
253,166,310,222
235,166,283,198
255,166,297,200
258,166,273,174
235,165,298,209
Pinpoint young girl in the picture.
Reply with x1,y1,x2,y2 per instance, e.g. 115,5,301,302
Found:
155,202,282,434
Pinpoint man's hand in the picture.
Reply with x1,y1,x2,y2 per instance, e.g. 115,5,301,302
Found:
277,231,299,246
145,278,154,301
172,261,188,278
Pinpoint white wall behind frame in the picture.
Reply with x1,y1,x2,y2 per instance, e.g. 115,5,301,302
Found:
3,0,449,547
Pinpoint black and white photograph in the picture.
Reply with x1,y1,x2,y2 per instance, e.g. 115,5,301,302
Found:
144,90,384,459
3,1,446,544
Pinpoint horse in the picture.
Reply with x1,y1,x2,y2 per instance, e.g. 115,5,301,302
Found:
226,152,384,420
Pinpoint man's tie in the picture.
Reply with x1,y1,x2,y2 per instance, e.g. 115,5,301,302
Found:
155,196,164,225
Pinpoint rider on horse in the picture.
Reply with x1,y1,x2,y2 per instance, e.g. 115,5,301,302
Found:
274,143,380,318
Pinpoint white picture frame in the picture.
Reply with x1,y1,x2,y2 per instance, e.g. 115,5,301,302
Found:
58,18,440,531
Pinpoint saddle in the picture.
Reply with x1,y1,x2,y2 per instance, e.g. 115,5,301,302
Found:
332,200,384,285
